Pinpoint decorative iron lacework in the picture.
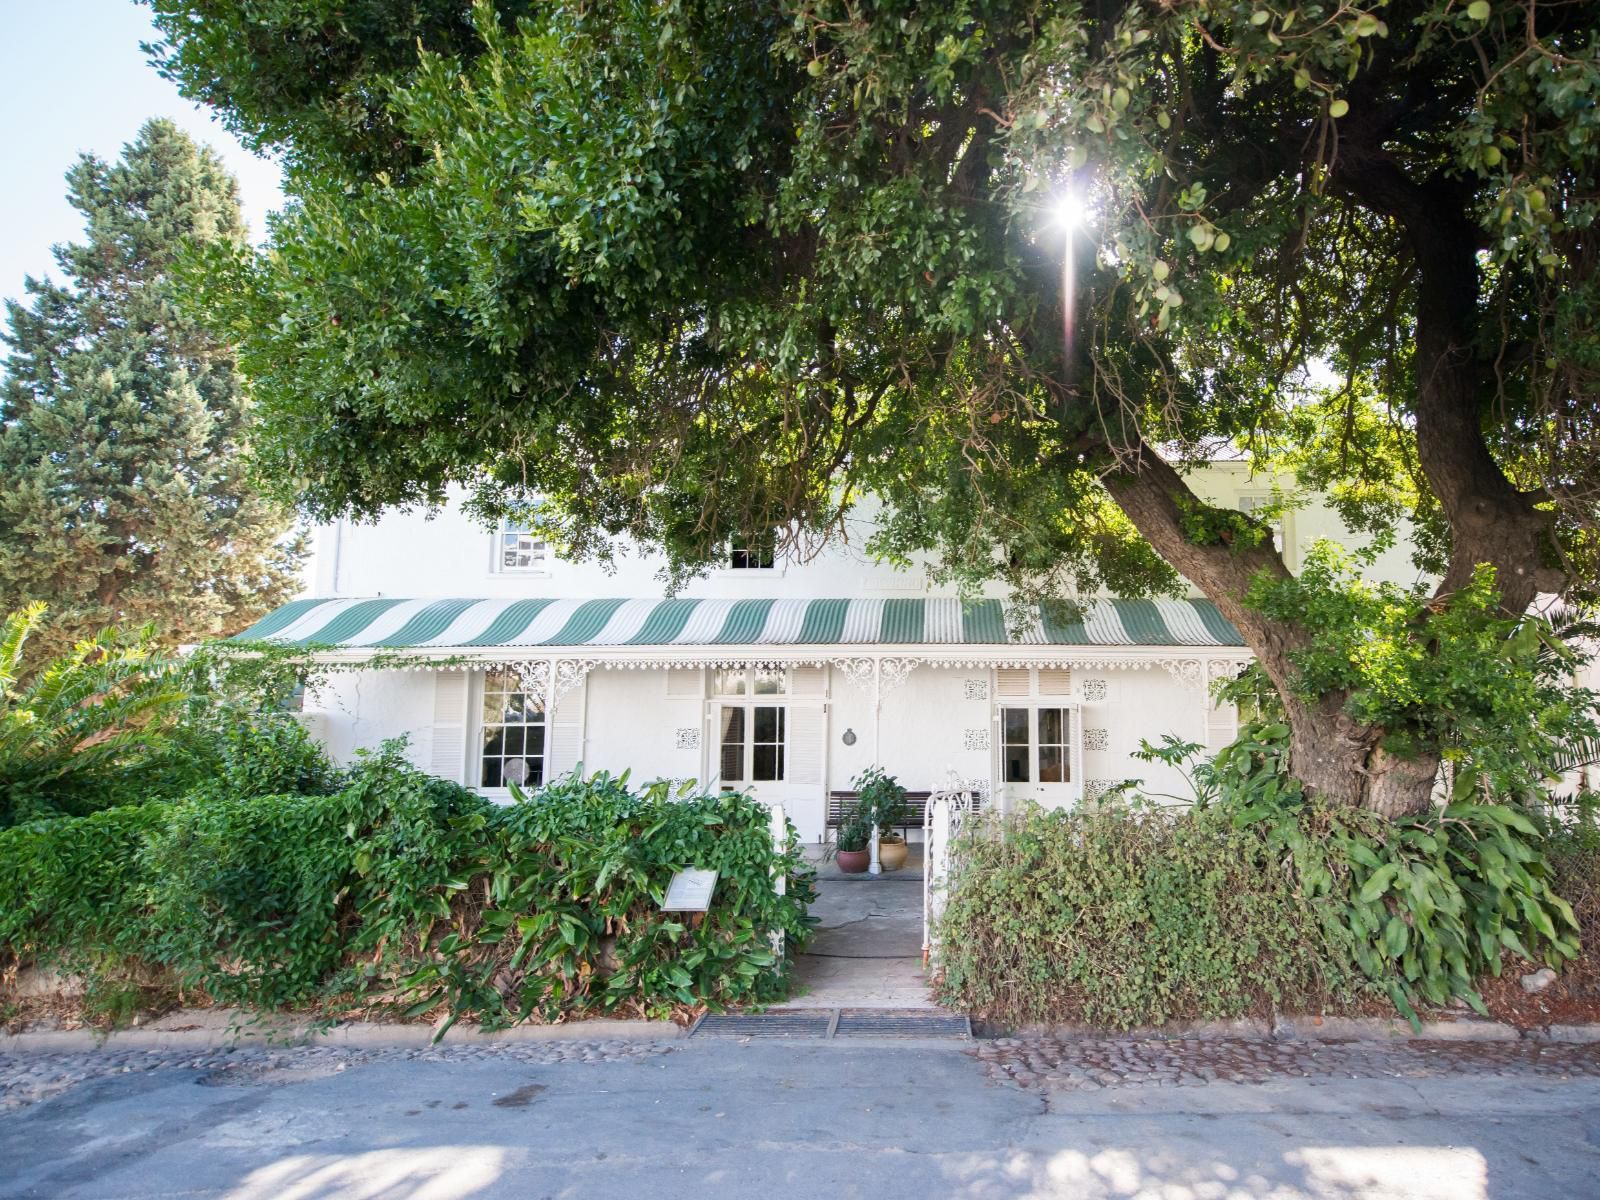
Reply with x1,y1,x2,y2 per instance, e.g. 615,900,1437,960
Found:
1083,727,1109,752
1083,779,1119,801
675,727,700,750
962,678,989,701
963,728,990,751
1081,678,1109,702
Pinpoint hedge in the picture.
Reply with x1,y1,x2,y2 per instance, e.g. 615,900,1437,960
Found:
0,746,814,1030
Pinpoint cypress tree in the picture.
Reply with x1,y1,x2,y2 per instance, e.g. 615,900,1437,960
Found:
0,119,299,660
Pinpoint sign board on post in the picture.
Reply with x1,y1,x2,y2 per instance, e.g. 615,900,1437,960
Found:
662,868,719,912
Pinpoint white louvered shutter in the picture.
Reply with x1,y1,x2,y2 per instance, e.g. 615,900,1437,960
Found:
786,703,824,785
429,671,470,783
665,667,703,698
789,665,826,697
1205,700,1239,753
546,683,586,779
996,668,1030,698
1037,667,1073,696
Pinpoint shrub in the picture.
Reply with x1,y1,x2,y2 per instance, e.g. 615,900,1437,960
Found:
936,801,1355,1028
0,751,814,1031
0,604,193,827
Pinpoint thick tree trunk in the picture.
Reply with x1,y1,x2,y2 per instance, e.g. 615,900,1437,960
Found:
1103,447,1441,816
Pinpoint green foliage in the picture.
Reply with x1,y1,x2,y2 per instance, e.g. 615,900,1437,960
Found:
1141,726,1583,1025
1245,550,1600,799
0,753,814,1031
936,801,1354,1028
852,766,907,836
0,118,300,663
0,604,193,827
142,1,1600,595
830,807,872,855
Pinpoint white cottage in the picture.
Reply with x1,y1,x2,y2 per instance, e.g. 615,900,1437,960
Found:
239,462,1421,843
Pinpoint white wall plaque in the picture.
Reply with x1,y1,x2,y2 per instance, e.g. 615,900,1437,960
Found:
662,868,719,912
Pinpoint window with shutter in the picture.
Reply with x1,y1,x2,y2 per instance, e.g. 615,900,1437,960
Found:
429,672,469,783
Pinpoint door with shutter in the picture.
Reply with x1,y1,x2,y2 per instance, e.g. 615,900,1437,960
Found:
709,665,827,841
994,667,1082,810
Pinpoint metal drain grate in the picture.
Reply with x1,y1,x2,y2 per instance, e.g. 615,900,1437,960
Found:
690,1009,971,1040
835,1010,971,1039
690,1012,834,1038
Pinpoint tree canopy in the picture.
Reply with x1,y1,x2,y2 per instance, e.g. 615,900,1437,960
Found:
147,0,1600,813
0,119,301,661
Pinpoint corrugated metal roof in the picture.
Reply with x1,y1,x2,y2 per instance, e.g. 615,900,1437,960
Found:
230,597,1244,649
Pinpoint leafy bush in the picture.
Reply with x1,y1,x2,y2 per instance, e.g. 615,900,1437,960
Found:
1540,795,1600,997
0,750,814,1030
853,766,907,835
936,801,1354,1028
0,604,193,826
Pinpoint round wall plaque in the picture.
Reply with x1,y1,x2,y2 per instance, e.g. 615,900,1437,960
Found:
841,728,857,746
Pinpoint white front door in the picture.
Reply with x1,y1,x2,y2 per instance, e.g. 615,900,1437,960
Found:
1000,704,1078,810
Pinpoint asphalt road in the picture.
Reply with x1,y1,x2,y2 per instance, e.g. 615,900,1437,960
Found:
3,1036,1598,1199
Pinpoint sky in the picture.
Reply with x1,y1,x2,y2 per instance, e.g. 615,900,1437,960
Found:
0,1,285,308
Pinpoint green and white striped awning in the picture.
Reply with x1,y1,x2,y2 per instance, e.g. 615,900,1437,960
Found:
230,597,1243,650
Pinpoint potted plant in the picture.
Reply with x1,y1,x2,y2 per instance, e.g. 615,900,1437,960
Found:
831,808,873,874
854,766,909,872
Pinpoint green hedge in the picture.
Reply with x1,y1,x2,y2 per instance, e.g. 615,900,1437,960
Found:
0,747,814,1029
935,803,1358,1028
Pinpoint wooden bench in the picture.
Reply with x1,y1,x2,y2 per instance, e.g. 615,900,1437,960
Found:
826,789,934,838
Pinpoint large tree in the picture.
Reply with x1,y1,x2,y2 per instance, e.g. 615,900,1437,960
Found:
147,1,1599,815
0,119,301,661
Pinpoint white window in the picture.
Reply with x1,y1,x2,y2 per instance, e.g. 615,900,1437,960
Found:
480,668,545,789
1236,494,1285,552
727,532,776,570
1001,706,1072,784
497,521,548,573
715,668,787,782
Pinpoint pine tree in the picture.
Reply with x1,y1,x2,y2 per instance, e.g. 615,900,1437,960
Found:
0,119,299,661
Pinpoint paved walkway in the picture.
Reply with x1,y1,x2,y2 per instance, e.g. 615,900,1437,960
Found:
778,846,937,1009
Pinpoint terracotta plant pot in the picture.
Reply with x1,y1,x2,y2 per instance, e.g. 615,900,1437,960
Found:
877,836,909,872
835,848,871,874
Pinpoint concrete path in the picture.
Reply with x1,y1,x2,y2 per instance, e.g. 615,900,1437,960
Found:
780,846,937,1009
3,1036,1599,1198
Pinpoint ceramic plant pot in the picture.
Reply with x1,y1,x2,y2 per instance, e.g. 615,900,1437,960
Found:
877,836,909,872
836,848,871,874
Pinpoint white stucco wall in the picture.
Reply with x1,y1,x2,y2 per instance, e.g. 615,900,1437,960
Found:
302,661,1216,842
306,465,1429,603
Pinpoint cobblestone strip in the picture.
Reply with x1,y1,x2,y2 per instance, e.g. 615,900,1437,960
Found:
972,1035,1600,1093
1,1039,676,1113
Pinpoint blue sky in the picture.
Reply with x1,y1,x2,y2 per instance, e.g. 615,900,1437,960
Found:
0,2,285,307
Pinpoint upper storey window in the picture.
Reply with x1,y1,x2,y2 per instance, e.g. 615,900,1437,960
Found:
498,521,548,573
1236,494,1285,553
727,531,776,570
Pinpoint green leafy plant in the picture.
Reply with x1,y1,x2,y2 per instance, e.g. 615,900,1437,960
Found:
829,807,873,857
936,800,1355,1029
0,604,193,827
853,767,908,837
0,752,815,1033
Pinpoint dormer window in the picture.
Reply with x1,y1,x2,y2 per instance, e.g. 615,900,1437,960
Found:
498,521,548,573
728,532,776,570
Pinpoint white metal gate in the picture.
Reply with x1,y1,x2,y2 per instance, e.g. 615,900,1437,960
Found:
922,784,984,966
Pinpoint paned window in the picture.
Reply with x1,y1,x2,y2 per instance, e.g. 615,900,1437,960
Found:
1001,706,1072,784
1236,494,1285,552
720,705,785,782
728,532,776,569
480,669,545,789
499,521,548,572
